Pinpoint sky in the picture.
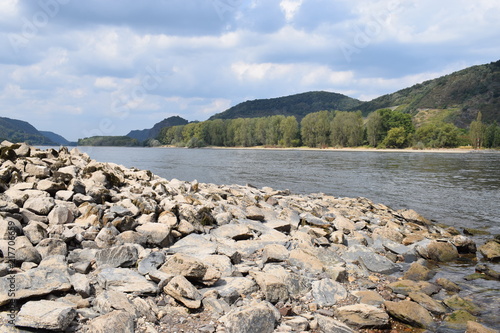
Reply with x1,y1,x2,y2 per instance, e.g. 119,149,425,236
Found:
0,0,499,141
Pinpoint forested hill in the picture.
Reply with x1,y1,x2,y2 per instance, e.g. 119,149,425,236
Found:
127,116,189,142
208,91,362,121
0,117,56,145
351,60,500,126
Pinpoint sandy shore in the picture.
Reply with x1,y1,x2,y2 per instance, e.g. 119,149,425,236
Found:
162,145,499,153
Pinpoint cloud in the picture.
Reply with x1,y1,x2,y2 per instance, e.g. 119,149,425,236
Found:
0,0,499,141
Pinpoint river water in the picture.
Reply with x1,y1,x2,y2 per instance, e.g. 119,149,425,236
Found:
76,146,499,330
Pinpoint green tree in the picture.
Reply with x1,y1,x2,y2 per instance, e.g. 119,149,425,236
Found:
300,110,332,147
469,112,486,149
383,127,408,148
280,116,300,147
366,111,383,147
414,122,461,148
330,111,363,147
485,121,500,148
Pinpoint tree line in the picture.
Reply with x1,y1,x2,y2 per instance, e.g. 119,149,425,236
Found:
157,109,500,149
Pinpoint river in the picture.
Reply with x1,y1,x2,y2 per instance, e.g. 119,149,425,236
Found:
74,146,499,330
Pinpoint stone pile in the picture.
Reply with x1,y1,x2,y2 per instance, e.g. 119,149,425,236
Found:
0,142,498,333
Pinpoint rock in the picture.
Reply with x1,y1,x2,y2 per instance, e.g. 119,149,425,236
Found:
443,295,482,315
35,238,68,259
159,253,221,286
138,251,166,275
36,179,66,194
451,235,477,254
48,205,74,224
479,240,500,261
86,310,135,333
475,264,500,280
288,248,324,274
403,262,433,281
262,244,289,263
95,244,138,268
352,290,385,306
466,321,498,333
95,225,121,248
93,290,137,315
168,233,217,256
344,245,400,274
336,304,390,328
284,316,309,331
249,270,289,303
12,236,42,264
311,278,348,306
334,215,356,231
220,300,280,333
408,292,447,315
387,279,439,296
15,300,76,331
136,222,173,247
436,277,461,292
384,300,434,329
444,310,477,330
23,197,55,215
22,221,47,245
97,268,158,294
163,275,202,309
211,223,253,240
71,273,92,298
205,277,259,304
315,314,354,333
25,163,50,178
416,240,459,262
400,209,430,225
246,206,266,221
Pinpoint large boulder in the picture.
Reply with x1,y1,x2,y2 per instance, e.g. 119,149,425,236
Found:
479,240,500,262
384,300,434,329
15,300,75,331
220,300,281,333
416,240,459,262
336,304,390,329
159,253,221,286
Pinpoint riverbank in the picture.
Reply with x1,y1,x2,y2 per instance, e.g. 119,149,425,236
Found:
0,142,498,332
162,145,499,154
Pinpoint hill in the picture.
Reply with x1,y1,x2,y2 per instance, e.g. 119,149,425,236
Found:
77,136,141,147
39,131,75,146
126,116,189,142
208,91,362,121
352,60,500,127
0,117,56,145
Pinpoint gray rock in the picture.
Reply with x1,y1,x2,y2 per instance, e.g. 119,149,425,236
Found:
25,164,50,178
71,273,92,298
159,253,221,286
315,314,354,333
93,290,137,316
451,235,477,254
203,277,259,304
95,244,138,268
22,221,47,245
85,310,135,333
48,205,74,225
336,304,390,328
163,275,202,309
262,244,289,263
138,251,166,275
23,197,55,215
312,278,348,306
168,233,217,256
352,290,385,306
220,300,280,333
345,245,400,274
95,225,121,248
408,292,447,315
136,222,172,247
15,300,75,331
97,268,158,294
0,256,71,306
35,238,68,259
403,262,433,281
250,270,289,303
211,223,253,240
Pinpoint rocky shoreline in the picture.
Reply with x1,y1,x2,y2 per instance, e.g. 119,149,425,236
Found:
0,142,498,333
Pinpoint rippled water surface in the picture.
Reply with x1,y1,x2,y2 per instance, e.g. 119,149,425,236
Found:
76,146,500,329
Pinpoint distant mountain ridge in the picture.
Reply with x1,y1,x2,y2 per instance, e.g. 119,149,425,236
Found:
0,117,57,145
208,91,362,121
40,131,75,146
351,60,500,127
126,116,189,142
208,60,500,128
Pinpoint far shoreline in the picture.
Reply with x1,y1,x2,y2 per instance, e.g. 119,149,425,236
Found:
159,145,499,154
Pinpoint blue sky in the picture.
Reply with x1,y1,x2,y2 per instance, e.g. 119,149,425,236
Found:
0,0,499,141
